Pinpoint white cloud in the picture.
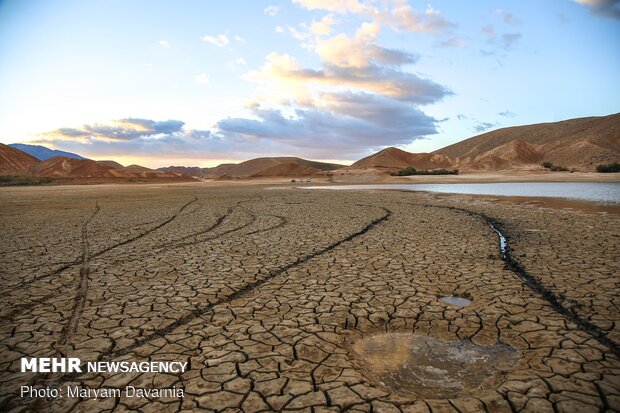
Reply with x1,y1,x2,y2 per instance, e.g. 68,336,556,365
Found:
158,40,170,48
292,0,369,14
264,5,279,16
228,57,248,71
195,73,210,84
200,34,230,47
275,26,285,33
235,35,246,43
310,14,339,35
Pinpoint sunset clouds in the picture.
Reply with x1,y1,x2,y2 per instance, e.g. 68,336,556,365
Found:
1,0,617,167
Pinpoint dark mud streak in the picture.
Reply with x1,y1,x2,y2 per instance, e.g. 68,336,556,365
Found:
58,202,100,345
42,206,392,390
425,203,620,359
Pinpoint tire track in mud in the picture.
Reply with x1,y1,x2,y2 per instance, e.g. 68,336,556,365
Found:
1,196,198,320
419,202,620,358
57,202,100,345
39,206,391,389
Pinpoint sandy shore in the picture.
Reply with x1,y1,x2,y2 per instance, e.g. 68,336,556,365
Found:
0,185,618,412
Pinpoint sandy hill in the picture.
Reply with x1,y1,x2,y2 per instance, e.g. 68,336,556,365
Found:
97,160,125,169
436,113,620,170
31,157,132,178
8,143,87,161
158,164,238,179
0,145,195,183
221,157,343,178
351,147,454,171
0,143,40,174
161,158,343,179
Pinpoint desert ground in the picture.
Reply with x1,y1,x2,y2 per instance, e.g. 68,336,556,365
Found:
0,183,618,412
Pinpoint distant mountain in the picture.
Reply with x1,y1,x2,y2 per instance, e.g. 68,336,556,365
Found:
435,113,620,170
0,145,195,183
0,143,40,175
160,158,343,179
351,147,453,170
9,143,88,161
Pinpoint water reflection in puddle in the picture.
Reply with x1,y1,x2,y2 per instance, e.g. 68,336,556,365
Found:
352,334,518,398
439,296,472,307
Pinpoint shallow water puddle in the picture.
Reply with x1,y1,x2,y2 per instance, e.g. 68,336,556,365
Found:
352,333,518,398
439,296,472,307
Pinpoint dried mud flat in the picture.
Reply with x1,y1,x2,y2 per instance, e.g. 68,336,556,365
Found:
0,184,618,412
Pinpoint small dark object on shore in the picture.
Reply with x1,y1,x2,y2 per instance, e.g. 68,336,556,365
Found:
542,162,569,172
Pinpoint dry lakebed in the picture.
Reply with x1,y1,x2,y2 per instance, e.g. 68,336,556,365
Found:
0,183,618,412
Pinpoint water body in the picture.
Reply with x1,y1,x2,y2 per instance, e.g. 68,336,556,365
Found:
304,182,620,203
352,334,519,398
439,296,472,307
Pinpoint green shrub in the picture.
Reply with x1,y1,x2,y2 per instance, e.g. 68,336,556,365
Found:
596,163,620,173
0,176,54,186
542,162,568,172
398,167,459,176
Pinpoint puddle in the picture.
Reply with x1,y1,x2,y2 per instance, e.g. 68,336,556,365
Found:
352,334,519,398
439,296,472,307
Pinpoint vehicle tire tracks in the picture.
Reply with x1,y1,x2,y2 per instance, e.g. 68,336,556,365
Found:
1,196,198,320
57,202,100,345
43,205,391,388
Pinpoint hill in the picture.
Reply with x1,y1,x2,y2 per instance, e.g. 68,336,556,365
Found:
351,147,454,170
9,143,87,160
0,145,195,183
160,158,343,179
435,113,620,170
0,143,40,175
219,157,343,178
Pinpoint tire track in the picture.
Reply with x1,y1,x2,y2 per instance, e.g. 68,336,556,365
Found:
5,196,197,291
43,205,391,388
58,202,100,345
1,196,198,321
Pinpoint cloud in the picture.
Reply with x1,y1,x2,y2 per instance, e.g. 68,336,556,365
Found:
264,5,279,16
498,110,517,118
377,2,456,34
482,24,521,52
473,122,497,133
293,0,455,35
228,57,248,70
244,52,448,104
33,121,224,162
234,35,246,43
311,14,339,35
292,0,369,14
39,119,187,142
216,93,438,159
501,33,522,49
574,0,620,19
438,37,467,48
158,40,170,48
201,34,230,47
493,9,521,26
195,73,210,84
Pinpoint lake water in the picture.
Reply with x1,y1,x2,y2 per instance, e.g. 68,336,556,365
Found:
303,182,620,203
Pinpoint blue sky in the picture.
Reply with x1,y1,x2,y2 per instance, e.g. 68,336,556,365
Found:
0,0,618,167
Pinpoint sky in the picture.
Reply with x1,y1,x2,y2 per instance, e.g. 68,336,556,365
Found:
0,0,618,168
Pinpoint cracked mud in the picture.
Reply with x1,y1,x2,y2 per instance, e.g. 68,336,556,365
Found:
0,185,618,412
